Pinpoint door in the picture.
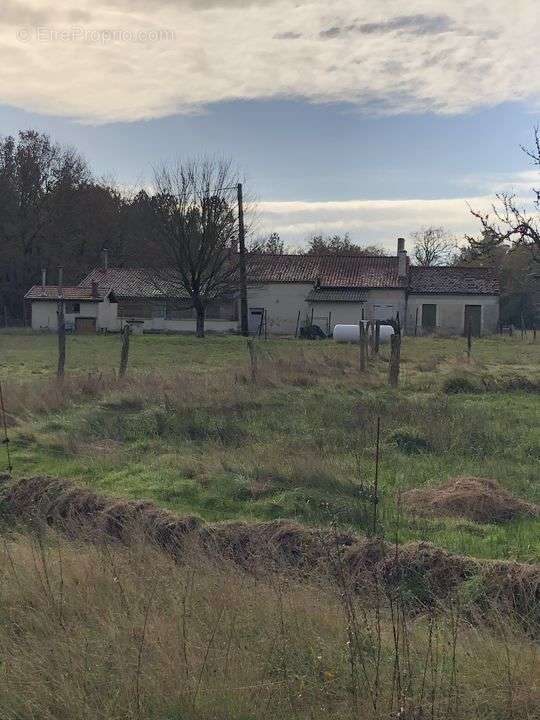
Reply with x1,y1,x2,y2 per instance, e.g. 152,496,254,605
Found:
373,305,398,322
248,308,265,335
464,305,482,337
75,317,97,334
422,304,437,333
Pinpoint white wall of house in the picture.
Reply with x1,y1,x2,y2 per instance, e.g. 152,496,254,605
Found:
247,283,313,334
31,300,101,331
30,287,500,337
117,317,238,333
306,289,406,334
406,295,500,336
248,285,407,335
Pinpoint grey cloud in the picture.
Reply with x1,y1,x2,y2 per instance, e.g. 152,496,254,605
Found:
0,1,92,26
320,14,454,40
319,26,342,38
67,9,93,23
274,31,302,40
357,14,454,36
0,0,51,25
102,0,280,8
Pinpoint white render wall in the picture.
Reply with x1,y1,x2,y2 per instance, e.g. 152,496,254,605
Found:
247,283,313,334
31,300,100,331
246,285,407,336
306,289,407,334
406,295,500,336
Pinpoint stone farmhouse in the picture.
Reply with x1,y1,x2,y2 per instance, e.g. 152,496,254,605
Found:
25,239,500,336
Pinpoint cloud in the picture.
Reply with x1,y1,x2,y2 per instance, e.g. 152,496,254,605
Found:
256,196,485,249
320,14,454,39
355,13,454,35
0,0,539,122
274,31,302,40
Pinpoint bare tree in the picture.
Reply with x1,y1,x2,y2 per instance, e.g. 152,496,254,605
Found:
152,158,241,338
248,231,285,254
411,226,456,266
470,127,540,265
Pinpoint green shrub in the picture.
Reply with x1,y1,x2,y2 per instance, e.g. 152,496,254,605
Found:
442,374,483,394
389,427,432,454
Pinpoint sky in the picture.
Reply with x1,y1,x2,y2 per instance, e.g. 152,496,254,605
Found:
1,0,540,251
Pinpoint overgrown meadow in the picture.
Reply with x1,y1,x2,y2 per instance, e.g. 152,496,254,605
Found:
1,331,539,562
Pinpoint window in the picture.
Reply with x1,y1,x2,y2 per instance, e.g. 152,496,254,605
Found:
206,301,238,321
118,301,153,319
65,302,81,314
152,304,167,319
166,302,194,320
422,304,437,332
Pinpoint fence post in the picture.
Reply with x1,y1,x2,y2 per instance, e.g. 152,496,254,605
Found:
119,323,131,378
374,321,381,354
467,319,472,362
0,381,13,474
57,298,66,379
388,324,401,388
359,321,367,372
247,338,258,383
295,311,301,339
414,308,419,337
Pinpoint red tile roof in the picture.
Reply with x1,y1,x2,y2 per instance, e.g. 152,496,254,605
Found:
246,254,407,288
409,266,499,295
306,288,368,303
24,286,111,301
70,260,499,300
80,268,186,299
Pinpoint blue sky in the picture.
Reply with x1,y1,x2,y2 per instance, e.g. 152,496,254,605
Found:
1,0,539,250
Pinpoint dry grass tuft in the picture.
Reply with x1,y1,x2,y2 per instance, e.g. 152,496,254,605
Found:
0,528,538,720
2,475,539,629
403,477,540,524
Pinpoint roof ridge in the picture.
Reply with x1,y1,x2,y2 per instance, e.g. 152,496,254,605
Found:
250,253,394,259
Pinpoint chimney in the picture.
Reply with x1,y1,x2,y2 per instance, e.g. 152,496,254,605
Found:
41,267,47,290
103,248,109,272
91,280,99,300
58,266,64,295
397,238,407,278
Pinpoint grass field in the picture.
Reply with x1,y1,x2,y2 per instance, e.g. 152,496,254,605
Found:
1,330,539,562
1,530,538,720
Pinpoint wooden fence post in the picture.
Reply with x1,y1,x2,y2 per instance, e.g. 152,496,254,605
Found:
359,321,367,372
414,308,419,337
467,319,472,362
374,321,381,354
247,338,258,383
388,322,402,388
0,381,13,474
295,311,301,339
57,298,66,379
119,323,131,378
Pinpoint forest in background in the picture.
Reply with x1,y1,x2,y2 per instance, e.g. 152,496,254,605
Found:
1,129,538,325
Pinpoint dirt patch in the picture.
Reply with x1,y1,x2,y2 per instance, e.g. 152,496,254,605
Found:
402,477,539,524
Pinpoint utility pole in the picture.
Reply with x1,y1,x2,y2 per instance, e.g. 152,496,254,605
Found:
57,267,66,380
237,183,249,337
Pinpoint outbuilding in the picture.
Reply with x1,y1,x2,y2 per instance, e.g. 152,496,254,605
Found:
25,239,500,336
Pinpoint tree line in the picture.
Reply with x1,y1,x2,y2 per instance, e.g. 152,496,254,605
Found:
0,131,159,322
1,128,538,328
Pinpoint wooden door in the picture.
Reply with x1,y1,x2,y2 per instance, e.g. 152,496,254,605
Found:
75,317,97,334
421,304,437,333
464,305,482,337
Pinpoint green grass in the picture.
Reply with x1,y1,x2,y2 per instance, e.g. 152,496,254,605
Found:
1,330,539,562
